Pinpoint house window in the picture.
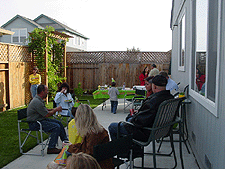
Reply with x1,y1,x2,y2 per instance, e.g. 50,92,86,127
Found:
178,13,186,71
11,28,27,43
190,0,219,115
74,36,77,45
78,37,81,45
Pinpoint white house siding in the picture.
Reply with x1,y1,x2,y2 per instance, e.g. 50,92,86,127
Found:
171,0,225,168
62,32,87,52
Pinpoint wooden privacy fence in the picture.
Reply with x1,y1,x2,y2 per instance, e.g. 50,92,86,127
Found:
0,42,32,111
0,42,171,111
67,51,171,91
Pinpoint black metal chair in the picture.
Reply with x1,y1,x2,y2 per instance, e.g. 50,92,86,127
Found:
124,89,146,113
53,100,73,126
17,108,51,156
93,134,133,169
118,97,185,169
132,89,146,110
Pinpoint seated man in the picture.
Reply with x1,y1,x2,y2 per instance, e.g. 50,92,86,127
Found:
108,75,174,142
159,71,179,92
27,84,69,154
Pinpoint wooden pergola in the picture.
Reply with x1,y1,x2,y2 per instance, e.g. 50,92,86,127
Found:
30,30,73,103
44,31,73,85
0,27,14,36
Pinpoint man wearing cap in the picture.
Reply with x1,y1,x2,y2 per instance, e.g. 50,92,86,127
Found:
108,75,174,142
149,64,160,77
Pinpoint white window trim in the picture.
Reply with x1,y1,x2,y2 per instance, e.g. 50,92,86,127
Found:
188,0,221,117
178,10,186,72
11,28,27,43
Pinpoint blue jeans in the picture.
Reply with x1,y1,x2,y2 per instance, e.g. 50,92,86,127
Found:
108,122,129,141
29,118,68,149
30,84,38,98
110,101,118,114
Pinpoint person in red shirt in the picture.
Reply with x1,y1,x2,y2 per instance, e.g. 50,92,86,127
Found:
139,66,149,85
196,68,205,91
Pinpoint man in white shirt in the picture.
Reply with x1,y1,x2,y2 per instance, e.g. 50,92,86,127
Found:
159,71,179,92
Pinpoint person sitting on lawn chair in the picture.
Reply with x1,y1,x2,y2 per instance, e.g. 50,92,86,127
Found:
27,84,69,154
108,75,174,142
68,107,83,144
47,104,114,169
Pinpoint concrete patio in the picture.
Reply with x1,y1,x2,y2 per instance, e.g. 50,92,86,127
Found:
3,99,200,169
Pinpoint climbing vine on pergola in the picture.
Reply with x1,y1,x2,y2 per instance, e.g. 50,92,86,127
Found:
28,26,72,102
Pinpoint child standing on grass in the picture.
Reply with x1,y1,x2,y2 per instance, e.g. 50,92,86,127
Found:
108,82,119,114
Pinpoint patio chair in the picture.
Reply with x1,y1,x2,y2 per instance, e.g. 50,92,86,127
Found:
118,97,185,169
124,93,136,113
132,89,146,110
74,99,90,106
124,89,146,113
17,108,51,156
93,134,133,169
53,100,73,126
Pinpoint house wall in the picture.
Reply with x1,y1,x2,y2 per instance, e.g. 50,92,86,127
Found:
35,17,87,51
0,15,87,52
66,32,87,52
171,0,225,169
0,18,35,45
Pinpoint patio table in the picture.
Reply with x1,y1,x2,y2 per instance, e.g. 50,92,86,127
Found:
92,89,135,110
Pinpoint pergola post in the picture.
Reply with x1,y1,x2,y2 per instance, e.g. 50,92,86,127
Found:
45,36,48,104
64,43,67,79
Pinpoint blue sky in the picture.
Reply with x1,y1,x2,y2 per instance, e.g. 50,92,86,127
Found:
0,0,172,51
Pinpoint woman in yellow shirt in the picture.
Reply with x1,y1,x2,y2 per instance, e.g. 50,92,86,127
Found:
29,66,41,98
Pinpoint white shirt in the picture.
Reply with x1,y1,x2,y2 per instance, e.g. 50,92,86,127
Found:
54,92,74,116
166,78,179,91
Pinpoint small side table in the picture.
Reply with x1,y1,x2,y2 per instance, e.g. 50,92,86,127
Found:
179,98,191,154
181,98,191,141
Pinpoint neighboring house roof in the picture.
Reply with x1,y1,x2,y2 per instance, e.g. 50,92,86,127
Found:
34,14,89,39
0,27,14,35
170,0,174,29
1,14,44,29
170,0,179,29
1,14,88,40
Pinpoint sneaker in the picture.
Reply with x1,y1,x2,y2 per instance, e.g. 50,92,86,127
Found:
47,148,62,154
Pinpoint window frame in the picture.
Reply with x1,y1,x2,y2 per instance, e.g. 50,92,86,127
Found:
11,28,27,43
178,10,186,72
189,0,221,117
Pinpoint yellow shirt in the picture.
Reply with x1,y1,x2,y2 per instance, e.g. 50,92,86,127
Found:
29,74,41,85
68,119,83,144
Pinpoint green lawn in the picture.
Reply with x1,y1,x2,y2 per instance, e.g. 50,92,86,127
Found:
0,95,107,168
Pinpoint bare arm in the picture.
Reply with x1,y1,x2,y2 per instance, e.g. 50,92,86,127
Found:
45,106,62,117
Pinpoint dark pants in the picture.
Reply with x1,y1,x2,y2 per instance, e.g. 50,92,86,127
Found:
29,118,68,149
110,101,118,114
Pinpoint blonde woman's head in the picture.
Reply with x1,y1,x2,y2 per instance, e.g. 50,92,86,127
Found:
75,104,103,136
66,152,101,169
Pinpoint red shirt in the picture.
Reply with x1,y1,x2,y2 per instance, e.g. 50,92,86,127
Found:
139,73,148,86
196,74,205,91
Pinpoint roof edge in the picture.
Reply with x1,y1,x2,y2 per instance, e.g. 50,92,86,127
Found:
1,14,43,29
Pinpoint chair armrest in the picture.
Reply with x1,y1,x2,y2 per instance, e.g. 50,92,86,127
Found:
124,94,136,98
